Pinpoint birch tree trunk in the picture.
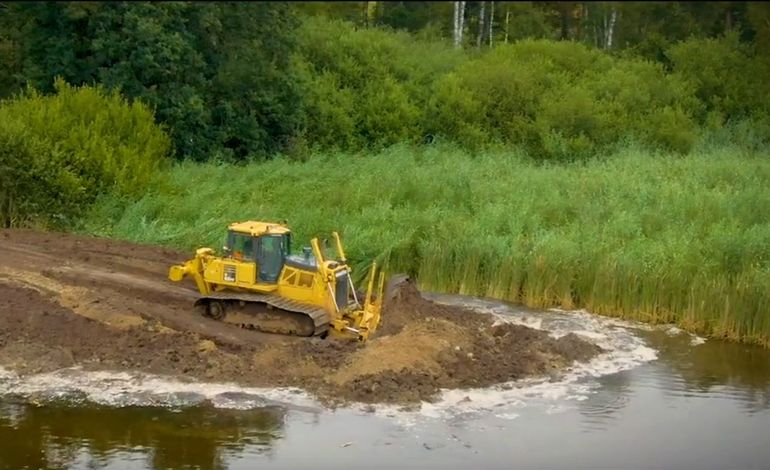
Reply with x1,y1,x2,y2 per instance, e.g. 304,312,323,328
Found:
605,7,617,49
477,1,486,48
453,1,467,48
488,1,495,47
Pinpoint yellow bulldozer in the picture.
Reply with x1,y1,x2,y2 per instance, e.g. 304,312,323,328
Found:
168,220,402,342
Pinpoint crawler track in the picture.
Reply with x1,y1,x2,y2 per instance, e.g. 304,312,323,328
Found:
196,292,330,337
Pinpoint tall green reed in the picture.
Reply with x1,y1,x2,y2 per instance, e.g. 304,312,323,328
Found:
81,143,770,345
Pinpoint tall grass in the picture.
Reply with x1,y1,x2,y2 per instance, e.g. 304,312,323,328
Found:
81,144,770,345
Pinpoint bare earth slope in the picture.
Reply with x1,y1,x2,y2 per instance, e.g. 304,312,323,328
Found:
0,229,603,406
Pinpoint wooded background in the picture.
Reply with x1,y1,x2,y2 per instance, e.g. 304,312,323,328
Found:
1,1,768,162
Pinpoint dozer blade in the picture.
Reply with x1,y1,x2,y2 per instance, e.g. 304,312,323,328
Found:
339,269,410,341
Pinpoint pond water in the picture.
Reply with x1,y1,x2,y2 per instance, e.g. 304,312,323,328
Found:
2,294,769,470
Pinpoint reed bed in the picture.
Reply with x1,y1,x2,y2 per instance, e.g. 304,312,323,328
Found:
82,144,770,345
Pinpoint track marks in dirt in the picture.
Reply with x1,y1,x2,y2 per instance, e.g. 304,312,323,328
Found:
0,229,605,406
0,267,145,329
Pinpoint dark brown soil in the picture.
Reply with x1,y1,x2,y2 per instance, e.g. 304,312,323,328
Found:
0,229,604,406
312,282,604,405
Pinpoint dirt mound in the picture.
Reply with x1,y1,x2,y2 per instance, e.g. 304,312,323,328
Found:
0,229,604,406
316,281,604,404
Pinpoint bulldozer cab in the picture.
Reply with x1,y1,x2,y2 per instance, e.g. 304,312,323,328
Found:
225,226,291,284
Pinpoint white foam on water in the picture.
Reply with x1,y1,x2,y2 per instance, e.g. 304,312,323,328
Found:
0,295,660,427
666,326,684,336
663,324,708,346
381,340,658,426
0,367,321,412
371,295,659,426
547,307,659,332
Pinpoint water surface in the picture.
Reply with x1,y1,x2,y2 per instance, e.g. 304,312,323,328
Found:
2,295,769,470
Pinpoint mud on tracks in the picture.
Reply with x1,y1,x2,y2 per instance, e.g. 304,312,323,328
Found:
0,229,604,406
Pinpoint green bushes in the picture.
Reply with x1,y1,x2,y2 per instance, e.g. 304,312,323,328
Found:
290,23,770,161
0,79,170,228
5,2,303,161
5,8,769,161
292,16,465,151
427,40,699,159
294,25,759,160
667,33,770,123
82,144,770,345
665,34,770,154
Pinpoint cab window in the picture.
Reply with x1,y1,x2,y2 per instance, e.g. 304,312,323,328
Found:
257,234,287,283
227,231,255,261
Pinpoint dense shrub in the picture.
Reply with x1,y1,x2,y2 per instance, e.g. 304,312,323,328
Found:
666,33,770,123
6,8,769,161
289,26,769,161
0,79,170,228
292,16,464,151
8,2,301,161
427,40,699,160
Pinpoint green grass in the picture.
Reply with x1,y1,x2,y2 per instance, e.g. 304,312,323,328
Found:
80,143,770,346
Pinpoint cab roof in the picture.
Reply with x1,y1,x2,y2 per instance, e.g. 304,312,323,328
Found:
228,220,291,236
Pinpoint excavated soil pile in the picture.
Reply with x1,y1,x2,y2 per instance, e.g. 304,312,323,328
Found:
306,282,604,405
0,229,604,406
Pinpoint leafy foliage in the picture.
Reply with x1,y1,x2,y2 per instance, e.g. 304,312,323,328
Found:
7,2,301,161
292,16,464,151
0,80,170,228
0,4,767,160
427,40,699,159
667,33,770,123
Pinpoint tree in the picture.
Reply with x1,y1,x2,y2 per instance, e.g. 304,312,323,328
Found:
0,2,23,98
375,1,437,31
205,2,304,160
497,2,556,43
454,1,466,47
488,1,495,46
605,5,618,49
477,1,486,47
7,2,303,161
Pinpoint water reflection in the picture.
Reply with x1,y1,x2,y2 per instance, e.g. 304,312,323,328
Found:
429,293,770,421
575,370,634,432
573,329,770,432
646,330,770,414
0,399,285,470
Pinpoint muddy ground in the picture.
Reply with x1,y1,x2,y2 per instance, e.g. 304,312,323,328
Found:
0,229,603,406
